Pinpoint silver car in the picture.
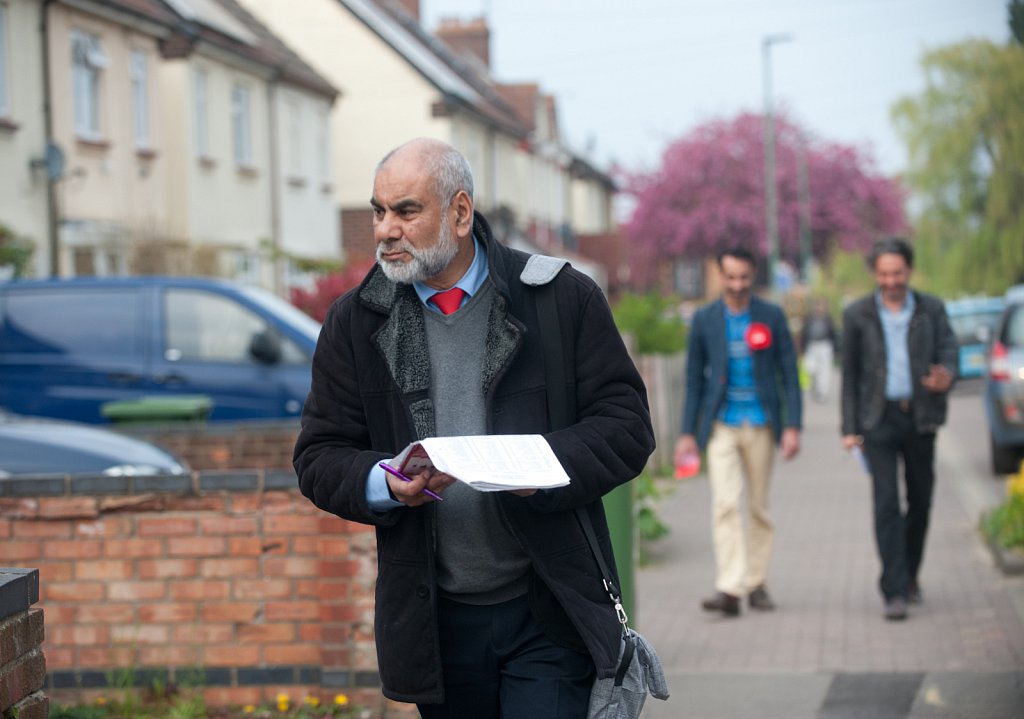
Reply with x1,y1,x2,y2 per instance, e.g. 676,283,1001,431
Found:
0,411,188,478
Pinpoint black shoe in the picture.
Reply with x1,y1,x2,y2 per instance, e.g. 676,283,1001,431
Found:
748,586,776,611
884,596,908,621
907,579,923,604
701,591,740,617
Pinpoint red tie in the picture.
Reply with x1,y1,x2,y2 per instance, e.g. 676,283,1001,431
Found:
430,287,466,315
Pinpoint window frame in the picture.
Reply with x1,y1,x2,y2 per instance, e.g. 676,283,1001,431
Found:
193,66,209,159
285,93,302,179
231,83,252,168
130,49,149,149
71,29,107,140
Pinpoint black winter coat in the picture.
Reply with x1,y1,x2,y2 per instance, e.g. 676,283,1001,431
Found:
841,290,957,436
293,212,655,704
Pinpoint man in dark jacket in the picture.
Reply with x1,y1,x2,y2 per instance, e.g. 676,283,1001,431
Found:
674,246,802,617
293,138,655,717
841,237,956,621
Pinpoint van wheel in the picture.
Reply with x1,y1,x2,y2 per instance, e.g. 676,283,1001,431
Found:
990,434,1020,475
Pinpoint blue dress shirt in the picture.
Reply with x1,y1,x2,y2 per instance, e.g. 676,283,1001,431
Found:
877,290,915,400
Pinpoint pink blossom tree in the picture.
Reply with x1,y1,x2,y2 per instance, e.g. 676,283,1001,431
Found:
621,111,907,290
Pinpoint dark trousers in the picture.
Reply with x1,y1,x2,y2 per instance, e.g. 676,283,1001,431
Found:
863,402,937,600
417,594,594,719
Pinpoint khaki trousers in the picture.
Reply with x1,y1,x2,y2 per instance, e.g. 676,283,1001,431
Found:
706,422,776,596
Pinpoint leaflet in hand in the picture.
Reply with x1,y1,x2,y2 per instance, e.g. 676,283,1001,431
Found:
849,445,871,475
393,434,571,492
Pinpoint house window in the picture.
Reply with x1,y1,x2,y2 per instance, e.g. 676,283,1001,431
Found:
71,30,108,139
193,67,209,158
231,83,252,167
0,4,9,118
130,50,149,148
286,95,302,178
315,105,330,184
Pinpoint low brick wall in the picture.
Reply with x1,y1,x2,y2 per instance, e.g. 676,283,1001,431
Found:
0,568,48,719
0,421,413,717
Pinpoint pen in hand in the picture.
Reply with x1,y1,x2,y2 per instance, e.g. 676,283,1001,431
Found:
379,461,444,502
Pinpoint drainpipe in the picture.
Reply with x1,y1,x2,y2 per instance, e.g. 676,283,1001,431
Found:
267,72,282,296
41,0,60,277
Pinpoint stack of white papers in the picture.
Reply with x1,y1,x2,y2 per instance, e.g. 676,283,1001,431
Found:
393,434,571,492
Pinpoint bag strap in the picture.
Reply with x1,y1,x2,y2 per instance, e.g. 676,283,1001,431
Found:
534,279,630,634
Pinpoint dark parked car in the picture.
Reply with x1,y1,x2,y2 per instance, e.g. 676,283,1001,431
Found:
945,296,1004,380
0,411,188,477
0,276,319,424
984,288,1024,474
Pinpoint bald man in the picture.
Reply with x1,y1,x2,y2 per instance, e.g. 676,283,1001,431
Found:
294,138,655,717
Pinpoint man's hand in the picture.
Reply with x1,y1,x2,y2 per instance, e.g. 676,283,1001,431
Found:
841,434,861,451
780,428,800,460
921,364,953,394
387,467,456,507
674,435,698,467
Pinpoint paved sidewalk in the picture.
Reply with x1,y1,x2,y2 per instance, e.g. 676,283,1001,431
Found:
635,385,1024,718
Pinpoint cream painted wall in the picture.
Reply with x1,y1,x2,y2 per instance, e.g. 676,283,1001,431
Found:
0,0,48,277
570,177,613,235
157,59,190,240
48,6,169,238
276,86,339,261
236,0,452,208
234,0,599,251
184,56,272,254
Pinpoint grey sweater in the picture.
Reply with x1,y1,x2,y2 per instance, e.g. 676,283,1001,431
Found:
425,281,530,604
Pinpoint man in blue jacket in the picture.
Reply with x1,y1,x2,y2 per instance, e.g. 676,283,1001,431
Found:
674,246,802,617
294,138,654,716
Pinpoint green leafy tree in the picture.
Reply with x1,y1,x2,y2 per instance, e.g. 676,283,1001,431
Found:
891,37,1024,294
612,292,686,355
0,224,34,278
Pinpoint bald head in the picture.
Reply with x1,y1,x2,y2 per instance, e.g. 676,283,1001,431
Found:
377,138,474,207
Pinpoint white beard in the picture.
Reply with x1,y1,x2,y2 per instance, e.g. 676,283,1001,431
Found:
377,219,459,285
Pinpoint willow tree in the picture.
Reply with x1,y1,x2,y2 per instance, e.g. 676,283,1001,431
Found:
891,36,1024,293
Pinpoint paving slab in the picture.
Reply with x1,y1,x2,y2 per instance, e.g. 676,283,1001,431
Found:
635,381,1024,717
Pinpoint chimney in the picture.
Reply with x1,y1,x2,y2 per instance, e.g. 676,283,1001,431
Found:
436,17,490,69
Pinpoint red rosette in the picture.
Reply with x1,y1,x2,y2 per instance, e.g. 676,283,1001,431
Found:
745,322,772,350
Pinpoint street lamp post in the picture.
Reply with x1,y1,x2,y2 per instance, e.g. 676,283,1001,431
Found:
762,33,792,294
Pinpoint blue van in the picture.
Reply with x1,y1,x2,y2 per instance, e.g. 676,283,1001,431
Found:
945,296,1005,380
0,277,320,424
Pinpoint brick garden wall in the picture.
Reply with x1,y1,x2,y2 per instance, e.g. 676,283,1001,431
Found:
0,345,679,718
0,568,48,719
0,422,412,717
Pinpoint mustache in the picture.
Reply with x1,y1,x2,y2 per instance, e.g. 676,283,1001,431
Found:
377,239,413,257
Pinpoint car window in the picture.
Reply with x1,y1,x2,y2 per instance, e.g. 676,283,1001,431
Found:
948,310,1003,345
0,289,142,356
1005,306,1024,347
164,289,306,364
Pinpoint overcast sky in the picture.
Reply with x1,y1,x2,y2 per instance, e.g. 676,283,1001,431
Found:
421,0,1011,177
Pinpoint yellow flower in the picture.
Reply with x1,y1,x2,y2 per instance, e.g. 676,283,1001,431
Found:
304,695,320,707
1008,471,1024,498
243,706,256,714
95,697,108,706
334,693,349,706
277,692,290,711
